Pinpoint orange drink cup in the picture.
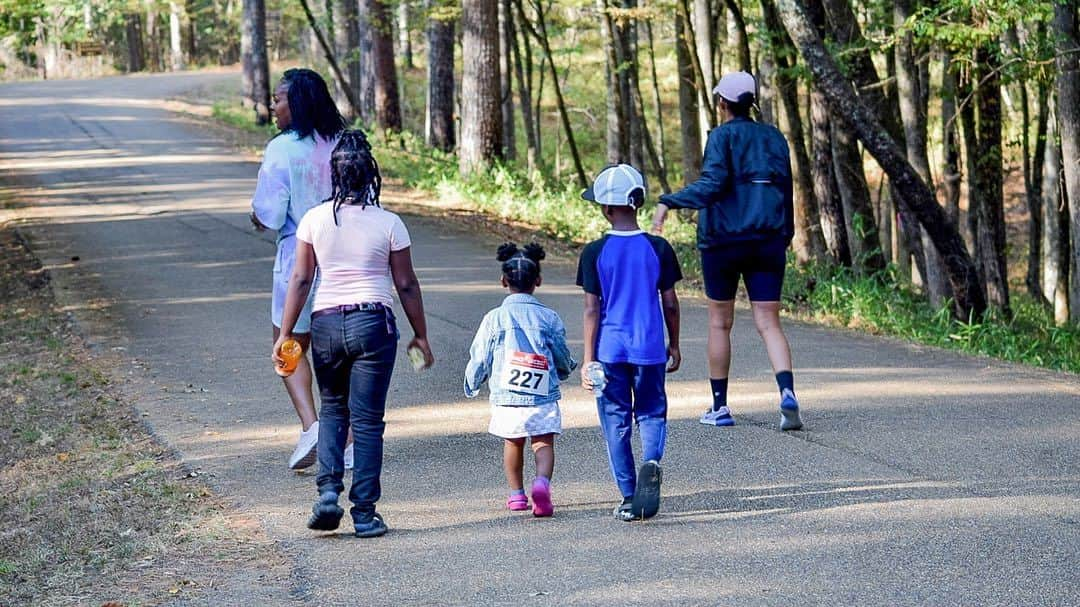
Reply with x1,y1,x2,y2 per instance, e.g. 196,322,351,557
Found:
276,338,302,377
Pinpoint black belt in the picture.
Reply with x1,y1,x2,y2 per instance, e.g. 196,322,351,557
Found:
312,302,387,319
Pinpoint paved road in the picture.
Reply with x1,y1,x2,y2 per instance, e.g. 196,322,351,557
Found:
2,72,1078,606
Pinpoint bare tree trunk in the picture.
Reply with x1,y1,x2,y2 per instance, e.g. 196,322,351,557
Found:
398,1,413,69
425,0,455,151
518,0,587,187
895,0,950,307
811,84,850,265
364,0,402,131
241,0,270,125
831,122,883,270
693,0,716,143
358,4,376,123
941,50,962,228
125,13,146,73
333,0,361,120
1026,79,1050,301
510,7,537,168
761,0,825,264
1042,98,1068,323
776,0,986,318
1054,0,1080,323
600,0,626,163
678,0,718,127
146,3,161,71
645,15,666,176
617,1,645,168
972,45,1010,313
723,0,752,72
460,0,503,174
500,0,517,160
299,0,362,118
676,13,702,183
169,1,184,70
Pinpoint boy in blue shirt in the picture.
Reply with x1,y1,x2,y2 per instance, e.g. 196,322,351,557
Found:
577,164,682,521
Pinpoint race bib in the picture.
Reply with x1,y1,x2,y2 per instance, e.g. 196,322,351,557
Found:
497,351,551,396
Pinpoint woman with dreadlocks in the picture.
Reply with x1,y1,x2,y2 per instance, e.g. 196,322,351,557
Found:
274,129,434,538
464,242,576,518
251,68,345,471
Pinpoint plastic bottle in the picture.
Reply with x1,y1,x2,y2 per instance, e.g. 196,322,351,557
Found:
407,345,427,371
276,338,302,377
585,361,607,393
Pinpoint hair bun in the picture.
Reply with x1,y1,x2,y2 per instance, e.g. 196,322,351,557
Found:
496,242,520,262
522,243,546,263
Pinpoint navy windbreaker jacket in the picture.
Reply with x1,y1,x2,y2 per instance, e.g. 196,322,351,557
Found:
659,117,795,248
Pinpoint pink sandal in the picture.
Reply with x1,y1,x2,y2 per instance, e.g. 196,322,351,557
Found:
507,493,530,511
531,477,553,517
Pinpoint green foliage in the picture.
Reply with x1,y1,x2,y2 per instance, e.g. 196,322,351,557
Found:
784,262,1080,374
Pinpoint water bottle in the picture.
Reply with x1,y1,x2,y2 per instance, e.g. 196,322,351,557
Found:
275,339,302,377
585,361,607,393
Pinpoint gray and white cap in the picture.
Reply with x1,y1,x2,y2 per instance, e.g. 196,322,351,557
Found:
713,71,757,103
581,163,646,206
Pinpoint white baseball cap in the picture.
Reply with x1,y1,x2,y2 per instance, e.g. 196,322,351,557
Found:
713,71,757,103
581,164,646,206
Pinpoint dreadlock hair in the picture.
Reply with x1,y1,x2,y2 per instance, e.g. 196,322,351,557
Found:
327,129,382,226
497,242,546,292
279,68,346,140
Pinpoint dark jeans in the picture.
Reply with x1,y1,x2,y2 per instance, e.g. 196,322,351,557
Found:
595,362,668,498
310,307,398,522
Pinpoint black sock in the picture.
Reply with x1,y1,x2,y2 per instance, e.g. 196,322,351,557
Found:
710,377,728,411
776,370,794,394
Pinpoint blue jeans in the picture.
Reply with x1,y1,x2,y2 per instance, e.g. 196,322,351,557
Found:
310,307,398,522
595,362,668,498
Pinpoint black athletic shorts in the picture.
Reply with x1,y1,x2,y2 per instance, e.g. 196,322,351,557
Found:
700,237,788,301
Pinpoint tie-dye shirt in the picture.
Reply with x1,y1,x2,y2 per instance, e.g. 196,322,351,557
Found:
251,131,338,274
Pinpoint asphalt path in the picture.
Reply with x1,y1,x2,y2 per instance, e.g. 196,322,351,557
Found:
1,72,1078,606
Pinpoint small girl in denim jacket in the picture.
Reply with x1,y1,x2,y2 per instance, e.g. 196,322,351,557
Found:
465,243,577,517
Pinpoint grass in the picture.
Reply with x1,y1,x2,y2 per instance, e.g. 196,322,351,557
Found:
0,228,283,605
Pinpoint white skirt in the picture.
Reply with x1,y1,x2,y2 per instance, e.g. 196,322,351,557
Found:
488,402,563,439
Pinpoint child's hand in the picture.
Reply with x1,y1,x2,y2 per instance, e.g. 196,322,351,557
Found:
580,365,594,391
408,336,435,369
666,345,681,373
250,211,268,232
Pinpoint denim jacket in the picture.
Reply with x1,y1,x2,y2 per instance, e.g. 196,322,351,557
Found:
464,293,577,406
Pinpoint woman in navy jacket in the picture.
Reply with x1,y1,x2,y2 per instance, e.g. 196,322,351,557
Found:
652,71,803,432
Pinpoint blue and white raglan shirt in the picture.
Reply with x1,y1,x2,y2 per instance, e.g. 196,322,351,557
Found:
576,230,682,365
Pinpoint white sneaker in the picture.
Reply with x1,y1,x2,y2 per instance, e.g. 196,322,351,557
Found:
344,442,354,470
699,406,735,427
288,421,319,470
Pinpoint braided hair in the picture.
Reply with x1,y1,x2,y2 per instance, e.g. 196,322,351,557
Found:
327,129,382,226
497,242,545,292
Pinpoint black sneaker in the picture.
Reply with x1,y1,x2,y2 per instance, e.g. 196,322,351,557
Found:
307,491,344,531
354,512,388,538
630,460,662,520
613,497,635,522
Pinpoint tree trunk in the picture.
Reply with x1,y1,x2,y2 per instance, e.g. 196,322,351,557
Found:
618,0,645,168
600,0,626,163
364,0,402,131
169,1,184,70
460,0,503,174
957,69,980,255
299,0,362,118
693,0,716,144
125,13,146,73
776,0,986,318
940,50,962,228
830,122,883,270
1042,98,1068,324
333,0,361,120
241,0,270,125
645,16,666,177
398,1,413,69
146,4,161,71
895,0,950,307
678,0,718,127
510,7,538,168
358,3,376,123
761,0,825,264
676,13,702,183
972,46,1009,313
1055,0,1080,323
518,0,587,187
500,0,517,160
811,84,850,266
425,0,455,152
1026,80,1049,301
722,0,752,72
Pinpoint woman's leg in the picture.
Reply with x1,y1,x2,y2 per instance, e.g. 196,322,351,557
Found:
530,434,555,480
503,438,527,490
707,300,736,379
750,301,792,374
273,326,318,430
